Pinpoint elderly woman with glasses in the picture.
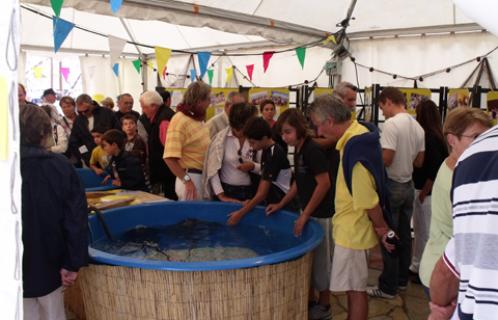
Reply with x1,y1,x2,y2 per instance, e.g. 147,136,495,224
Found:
202,103,259,202
419,107,493,295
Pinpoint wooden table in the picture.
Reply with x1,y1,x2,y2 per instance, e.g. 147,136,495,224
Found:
86,189,167,211
66,190,167,319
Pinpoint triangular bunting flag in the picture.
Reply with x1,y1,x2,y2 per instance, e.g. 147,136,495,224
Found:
225,66,233,85
110,0,123,13
155,47,172,77
295,47,306,69
263,51,274,73
60,67,70,81
51,0,64,17
108,35,127,68
190,69,196,81
197,52,211,79
33,66,44,79
207,69,214,85
112,63,119,76
132,59,141,74
322,35,337,45
246,64,254,81
52,17,75,52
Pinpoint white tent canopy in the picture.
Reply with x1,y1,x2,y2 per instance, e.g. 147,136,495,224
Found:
2,2,498,318
21,0,480,54
17,0,498,103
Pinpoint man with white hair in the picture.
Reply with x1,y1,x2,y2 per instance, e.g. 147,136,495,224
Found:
206,91,245,138
334,81,358,110
139,91,177,200
310,94,394,320
314,82,357,150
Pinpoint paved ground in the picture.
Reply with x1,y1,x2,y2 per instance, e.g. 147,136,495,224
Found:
329,245,430,320
331,268,429,320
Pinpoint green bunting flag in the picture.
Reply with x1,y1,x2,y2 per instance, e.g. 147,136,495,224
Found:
207,69,214,85
295,47,306,69
132,59,141,74
51,0,64,17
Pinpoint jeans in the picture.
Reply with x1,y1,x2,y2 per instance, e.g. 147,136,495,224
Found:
379,179,415,295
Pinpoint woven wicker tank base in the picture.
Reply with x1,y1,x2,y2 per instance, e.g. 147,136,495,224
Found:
79,253,312,320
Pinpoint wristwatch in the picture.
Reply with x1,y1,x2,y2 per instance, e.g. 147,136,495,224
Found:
182,174,191,184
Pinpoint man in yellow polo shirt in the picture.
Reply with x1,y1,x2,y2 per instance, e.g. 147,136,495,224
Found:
310,94,394,320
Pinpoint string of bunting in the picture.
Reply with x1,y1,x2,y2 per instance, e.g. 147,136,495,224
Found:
23,3,328,81
33,2,496,88
349,44,498,82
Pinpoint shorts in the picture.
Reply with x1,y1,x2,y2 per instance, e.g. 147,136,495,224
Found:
330,244,369,292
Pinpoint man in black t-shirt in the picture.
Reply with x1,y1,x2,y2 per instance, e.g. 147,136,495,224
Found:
227,117,293,226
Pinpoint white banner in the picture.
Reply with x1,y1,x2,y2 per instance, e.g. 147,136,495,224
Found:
80,55,143,112
0,0,22,319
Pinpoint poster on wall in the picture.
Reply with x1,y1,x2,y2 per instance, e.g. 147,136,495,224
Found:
399,88,432,115
487,91,498,124
447,88,470,111
313,87,333,98
363,86,373,122
207,88,239,120
249,88,289,117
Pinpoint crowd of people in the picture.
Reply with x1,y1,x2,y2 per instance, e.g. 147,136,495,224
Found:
19,79,498,320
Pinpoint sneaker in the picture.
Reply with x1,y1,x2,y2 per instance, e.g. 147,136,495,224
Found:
309,304,332,320
366,286,395,299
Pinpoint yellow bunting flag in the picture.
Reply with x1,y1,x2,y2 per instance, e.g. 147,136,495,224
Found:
225,66,233,85
155,47,172,77
0,77,8,160
92,93,105,103
33,66,44,79
322,35,337,45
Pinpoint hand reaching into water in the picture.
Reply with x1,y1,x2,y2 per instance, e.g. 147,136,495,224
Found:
227,210,244,226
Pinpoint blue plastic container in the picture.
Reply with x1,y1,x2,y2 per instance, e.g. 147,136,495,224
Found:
88,201,324,271
76,168,116,191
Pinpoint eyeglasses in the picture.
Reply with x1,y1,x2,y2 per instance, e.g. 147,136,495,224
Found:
237,148,243,164
460,133,481,140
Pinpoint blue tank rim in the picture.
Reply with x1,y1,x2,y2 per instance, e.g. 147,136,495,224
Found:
88,201,325,271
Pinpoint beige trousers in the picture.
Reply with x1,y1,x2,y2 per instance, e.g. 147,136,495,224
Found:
23,287,65,320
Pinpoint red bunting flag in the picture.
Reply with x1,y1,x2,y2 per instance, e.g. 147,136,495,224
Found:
246,64,254,81
262,51,274,73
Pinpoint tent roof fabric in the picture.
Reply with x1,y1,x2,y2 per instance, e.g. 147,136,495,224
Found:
21,0,476,55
